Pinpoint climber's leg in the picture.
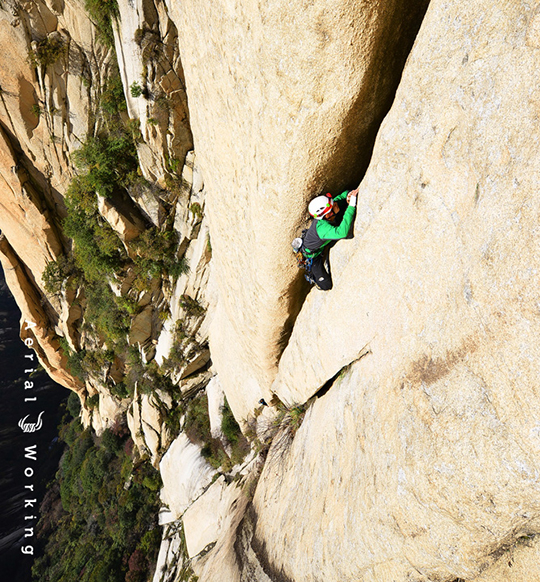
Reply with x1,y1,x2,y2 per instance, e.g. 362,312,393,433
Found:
311,254,332,290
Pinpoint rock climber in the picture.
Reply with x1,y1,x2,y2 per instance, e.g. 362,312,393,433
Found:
302,188,358,290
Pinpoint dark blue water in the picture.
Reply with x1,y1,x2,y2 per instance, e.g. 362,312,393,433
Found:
0,265,68,581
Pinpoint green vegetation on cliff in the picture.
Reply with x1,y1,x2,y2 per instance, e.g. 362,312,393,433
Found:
43,63,190,391
32,394,161,582
184,394,249,471
84,0,119,46
27,36,67,68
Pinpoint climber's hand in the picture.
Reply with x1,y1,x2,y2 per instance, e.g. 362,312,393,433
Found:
347,188,358,207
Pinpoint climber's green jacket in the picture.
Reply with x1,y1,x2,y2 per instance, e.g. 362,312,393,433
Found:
302,191,356,258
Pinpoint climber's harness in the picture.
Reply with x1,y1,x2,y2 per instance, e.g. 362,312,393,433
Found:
292,230,317,285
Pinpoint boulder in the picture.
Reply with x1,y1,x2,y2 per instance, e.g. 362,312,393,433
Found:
129,305,154,346
97,194,146,243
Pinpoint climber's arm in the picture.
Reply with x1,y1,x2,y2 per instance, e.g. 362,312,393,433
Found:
316,204,356,240
333,190,349,202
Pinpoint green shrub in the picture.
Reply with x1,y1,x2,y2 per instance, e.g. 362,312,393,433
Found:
167,156,181,174
115,295,141,315
101,428,121,454
64,136,134,284
126,118,143,142
154,93,170,111
221,399,241,445
100,73,127,115
109,381,131,399
71,133,138,197
66,350,87,381
86,394,100,408
64,210,124,282
179,294,205,316
169,255,190,279
67,392,82,419
125,360,175,396
189,202,203,219
133,28,144,45
184,393,211,445
132,227,189,284
28,36,66,67
221,398,249,467
83,282,130,344
163,404,183,437
30,103,42,118
84,0,119,47
130,82,143,98
142,472,162,491
161,321,193,371
33,415,161,582
184,393,241,471
42,255,75,294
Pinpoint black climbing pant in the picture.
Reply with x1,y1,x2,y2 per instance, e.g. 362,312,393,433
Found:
311,253,332,290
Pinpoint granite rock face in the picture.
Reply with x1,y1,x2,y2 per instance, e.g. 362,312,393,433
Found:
0,233,83,391
169,0,429,419
159,433,215,519
3,0,540,580
114,0,193,185
243,1,540,580
0,0,110,390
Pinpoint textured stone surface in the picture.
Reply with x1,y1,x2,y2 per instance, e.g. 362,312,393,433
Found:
206,376,225,441
0,235,82,391
127,390,149,456
183,476,241,558
3,0,540,579
114,0,193,184
467,536,540,581
151,521,184,582
92,392,124,434
168,0,429,419
129,305,154,346
0,125,62,282
159,433,215,519
247,1,540,581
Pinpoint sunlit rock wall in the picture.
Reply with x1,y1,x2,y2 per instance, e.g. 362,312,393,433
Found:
114,0,193,185
167,0,429,419
246,1,540,581
0,0,110,389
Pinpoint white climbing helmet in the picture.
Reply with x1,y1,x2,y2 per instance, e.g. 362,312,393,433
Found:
308,194,333,220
